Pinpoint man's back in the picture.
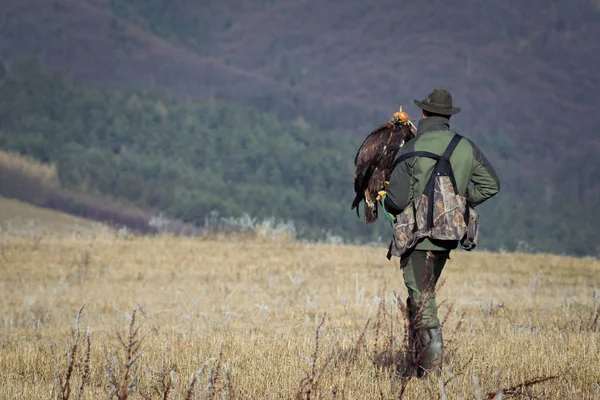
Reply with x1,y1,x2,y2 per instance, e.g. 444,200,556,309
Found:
384,116,500,251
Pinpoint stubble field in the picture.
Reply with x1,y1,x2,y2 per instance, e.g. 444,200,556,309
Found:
0,230,599,399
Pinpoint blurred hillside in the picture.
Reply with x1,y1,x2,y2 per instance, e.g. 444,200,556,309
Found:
0,196,112,237
0,0,598,255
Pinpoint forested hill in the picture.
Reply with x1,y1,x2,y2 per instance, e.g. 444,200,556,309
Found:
0,60,365,241
2,0,600,189
0,60,598,255
0,0,599,255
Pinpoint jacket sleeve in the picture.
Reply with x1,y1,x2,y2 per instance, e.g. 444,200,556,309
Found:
383,142,416,215
466,140,501,207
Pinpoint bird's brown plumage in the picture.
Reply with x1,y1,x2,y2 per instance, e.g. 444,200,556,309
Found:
351,116,415,223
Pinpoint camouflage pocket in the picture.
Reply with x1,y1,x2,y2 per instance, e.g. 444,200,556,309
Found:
389,195,429,258
460,206,479,251
430,176,468,241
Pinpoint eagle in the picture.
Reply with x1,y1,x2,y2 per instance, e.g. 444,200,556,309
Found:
351,107,416,224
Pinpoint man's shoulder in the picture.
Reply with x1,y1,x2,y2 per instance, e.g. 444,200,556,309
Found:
415,129,470,151
456,135,483,159
395,130,479,161
396,130,453,157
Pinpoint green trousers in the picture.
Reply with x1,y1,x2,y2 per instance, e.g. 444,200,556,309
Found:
401,250,449,328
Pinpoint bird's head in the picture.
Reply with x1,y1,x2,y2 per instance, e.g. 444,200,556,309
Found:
392,106,417,138
392,106,410,123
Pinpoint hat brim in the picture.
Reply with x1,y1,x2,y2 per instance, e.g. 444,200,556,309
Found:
414,100,461,115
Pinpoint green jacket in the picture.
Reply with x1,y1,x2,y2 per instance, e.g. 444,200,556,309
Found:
384,116,500,251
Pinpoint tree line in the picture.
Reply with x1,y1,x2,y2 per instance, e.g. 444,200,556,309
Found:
0,58,597,256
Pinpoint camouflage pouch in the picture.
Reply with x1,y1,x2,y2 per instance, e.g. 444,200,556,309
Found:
389,194,429,258
430,175,468,241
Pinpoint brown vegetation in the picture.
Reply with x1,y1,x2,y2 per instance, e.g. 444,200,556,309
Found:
46,190,202,237
0,149,59,205
1,233,598,398
0,148,200,236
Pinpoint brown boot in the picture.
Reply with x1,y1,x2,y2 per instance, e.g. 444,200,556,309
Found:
417,326,443,378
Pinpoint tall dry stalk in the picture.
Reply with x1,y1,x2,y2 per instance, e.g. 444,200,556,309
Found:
147,355,176,400
50,304,92,400
587,290,599,332
296,315,335,400
183,360,212,400
105,308,143,400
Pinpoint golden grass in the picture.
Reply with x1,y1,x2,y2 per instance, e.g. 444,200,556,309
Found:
0,234,598,399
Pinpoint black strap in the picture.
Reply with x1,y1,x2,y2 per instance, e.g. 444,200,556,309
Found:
441,134,462,194
391,134,463,170
392,134,463,170
392,151,440,170
425,134,462,228
442,134,462,159
411,201,419,232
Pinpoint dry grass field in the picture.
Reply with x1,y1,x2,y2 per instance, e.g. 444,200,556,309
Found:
0,210,599,399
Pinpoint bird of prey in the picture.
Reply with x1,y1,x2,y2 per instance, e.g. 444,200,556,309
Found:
351,107,416,223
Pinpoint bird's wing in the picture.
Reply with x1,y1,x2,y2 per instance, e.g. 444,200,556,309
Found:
351,122,394,211
378,123,414,181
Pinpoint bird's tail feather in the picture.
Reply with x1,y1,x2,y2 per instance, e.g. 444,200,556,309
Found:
352,163,377,217
351,194,362,210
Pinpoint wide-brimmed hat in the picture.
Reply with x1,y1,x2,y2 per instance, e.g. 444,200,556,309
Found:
414,88,461,115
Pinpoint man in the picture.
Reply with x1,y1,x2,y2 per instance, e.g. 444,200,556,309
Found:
383,88,500,377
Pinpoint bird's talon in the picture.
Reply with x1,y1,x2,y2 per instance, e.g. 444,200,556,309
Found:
376,190,387,201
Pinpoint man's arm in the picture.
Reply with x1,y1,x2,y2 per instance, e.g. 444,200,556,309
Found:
466,141,501,207
384,159,413,215
384,143,416,215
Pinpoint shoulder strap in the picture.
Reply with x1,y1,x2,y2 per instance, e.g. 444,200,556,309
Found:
437,134,462,193
441,134,463,159
392,151,439,170
392,134,463,170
